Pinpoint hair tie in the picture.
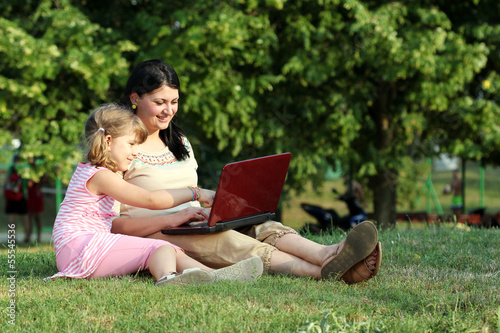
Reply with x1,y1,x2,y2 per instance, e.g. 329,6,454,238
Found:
97,128,105,133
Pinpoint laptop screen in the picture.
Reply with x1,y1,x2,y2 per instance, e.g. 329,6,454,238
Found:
207,153,291,226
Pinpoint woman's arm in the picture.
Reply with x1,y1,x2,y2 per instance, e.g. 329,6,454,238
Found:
111,206,210,237
88,170,214,210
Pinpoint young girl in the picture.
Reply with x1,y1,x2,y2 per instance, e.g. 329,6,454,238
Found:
47,103,263,286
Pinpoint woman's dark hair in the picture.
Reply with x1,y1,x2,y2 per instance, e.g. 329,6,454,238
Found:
120,59,189,160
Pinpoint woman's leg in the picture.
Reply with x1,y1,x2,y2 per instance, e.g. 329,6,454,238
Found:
269,239,378,279
147,221,379,280
253,221,379,279
274,233,342,267
247,221,339,268
268,249,322,278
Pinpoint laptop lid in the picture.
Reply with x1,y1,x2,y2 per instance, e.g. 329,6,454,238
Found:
162,152,291,234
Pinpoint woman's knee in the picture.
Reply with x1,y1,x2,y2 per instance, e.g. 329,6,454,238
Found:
253,221,298,246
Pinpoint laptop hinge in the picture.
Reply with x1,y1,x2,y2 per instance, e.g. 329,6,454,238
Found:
214,212,275,232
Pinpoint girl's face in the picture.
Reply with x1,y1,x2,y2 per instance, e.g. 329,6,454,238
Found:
130,85,179,135
107,133,140,172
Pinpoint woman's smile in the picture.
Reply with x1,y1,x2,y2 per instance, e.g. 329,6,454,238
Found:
132,85,179,134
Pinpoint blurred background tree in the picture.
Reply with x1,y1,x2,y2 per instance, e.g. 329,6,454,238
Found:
1,0,498,226
0,0,136,183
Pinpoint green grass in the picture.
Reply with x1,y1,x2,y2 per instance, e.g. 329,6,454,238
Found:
1,164,499,331
1,226,499,332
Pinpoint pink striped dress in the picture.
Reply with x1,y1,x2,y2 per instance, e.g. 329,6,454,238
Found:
49,162,126,279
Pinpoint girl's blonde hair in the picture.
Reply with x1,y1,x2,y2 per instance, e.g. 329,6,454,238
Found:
83,103,148,172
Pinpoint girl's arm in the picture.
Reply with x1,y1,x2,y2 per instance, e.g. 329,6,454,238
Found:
88,169,214,210
111,206,210,237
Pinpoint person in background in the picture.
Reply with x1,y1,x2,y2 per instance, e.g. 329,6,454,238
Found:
443,169,463,217
4,155,29,242
26,157,45,243
343,174,366,208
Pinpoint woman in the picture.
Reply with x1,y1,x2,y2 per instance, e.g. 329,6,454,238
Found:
111,59,381,283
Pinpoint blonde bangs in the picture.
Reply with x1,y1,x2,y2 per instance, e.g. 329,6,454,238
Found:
131,117,148,144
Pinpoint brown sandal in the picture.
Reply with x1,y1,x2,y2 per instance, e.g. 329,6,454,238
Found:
340,242,382,284
321,221,378,281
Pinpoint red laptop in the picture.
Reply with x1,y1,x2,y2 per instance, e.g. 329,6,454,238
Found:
161,153,291,235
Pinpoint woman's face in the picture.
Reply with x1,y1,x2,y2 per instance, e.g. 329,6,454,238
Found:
130,85,179,134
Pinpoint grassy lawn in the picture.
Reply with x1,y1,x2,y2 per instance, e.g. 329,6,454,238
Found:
1,225,499,332
1,163,499,331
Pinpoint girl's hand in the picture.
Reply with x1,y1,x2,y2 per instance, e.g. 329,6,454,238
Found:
171,207,210,227
198,189,215,207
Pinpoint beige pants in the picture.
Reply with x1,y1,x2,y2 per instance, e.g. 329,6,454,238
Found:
148,221,298,272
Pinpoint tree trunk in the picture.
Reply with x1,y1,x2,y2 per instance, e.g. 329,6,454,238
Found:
370,83,398,228
370,171,397,229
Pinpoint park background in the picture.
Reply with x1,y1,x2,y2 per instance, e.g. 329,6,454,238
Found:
1,1,499,332
1,0,500,228
2,159,500,240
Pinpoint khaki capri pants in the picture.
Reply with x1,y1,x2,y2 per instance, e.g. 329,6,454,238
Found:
149,221,298,272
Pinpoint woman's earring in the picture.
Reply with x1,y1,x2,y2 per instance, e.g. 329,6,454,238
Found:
132,104,137,110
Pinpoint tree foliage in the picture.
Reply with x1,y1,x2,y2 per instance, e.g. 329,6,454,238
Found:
1,0,499,225
0,0,136,182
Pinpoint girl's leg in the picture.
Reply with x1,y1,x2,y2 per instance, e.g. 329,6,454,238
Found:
90,236,179,279
154,250,263,286
147,245,179,280
174,250,213,273
90,234,261,284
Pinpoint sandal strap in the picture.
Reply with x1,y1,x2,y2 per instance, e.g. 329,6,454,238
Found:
351,258,376,281
364,259,376,271
157,272,179,283
352,262,372,281
352,265,371,281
